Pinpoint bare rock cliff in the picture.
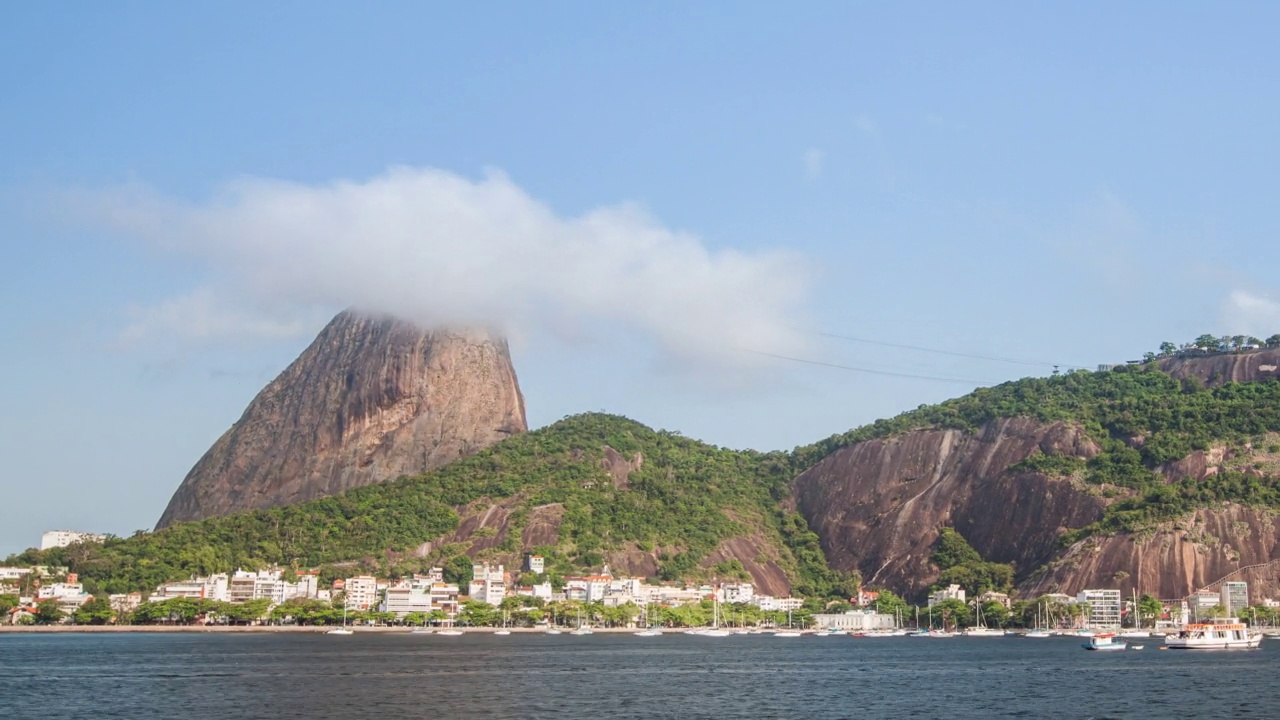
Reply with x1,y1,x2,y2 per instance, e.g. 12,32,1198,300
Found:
1025,506,1280,600
157,310,527,527
1158,347,1280,387
790,417,1105,599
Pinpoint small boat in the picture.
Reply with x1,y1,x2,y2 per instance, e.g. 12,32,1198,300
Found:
410,628,433,635
1165,620,1262,650
436,629,464,636
570,627,594,636
1118,630,1150,639
1129,644,1144,650
634,628,663,637
1024,629,1052,638
773,631,802,638
493,630,511,635
327,606,354,635
962,627,1004,637
1083,634,1126,651
544,628,563,635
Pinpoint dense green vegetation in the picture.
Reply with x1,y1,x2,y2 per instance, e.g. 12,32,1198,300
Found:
6,347,1279,602
4,414,846,598
930,528,1014,596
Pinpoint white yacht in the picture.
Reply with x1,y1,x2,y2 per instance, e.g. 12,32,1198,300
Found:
1165,620,1262,650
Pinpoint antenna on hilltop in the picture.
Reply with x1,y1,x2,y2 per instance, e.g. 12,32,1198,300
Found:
1052,365,1060,376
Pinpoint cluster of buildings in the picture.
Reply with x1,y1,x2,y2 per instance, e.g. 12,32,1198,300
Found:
924,581,1259,629
1,553,804,625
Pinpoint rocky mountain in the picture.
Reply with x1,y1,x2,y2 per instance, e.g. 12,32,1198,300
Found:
791,347,1280,601
156,310,527,527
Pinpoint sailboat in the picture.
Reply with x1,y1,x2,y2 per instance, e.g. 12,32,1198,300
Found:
697,593,731,637
1025,602,1051,638
326,605,354,635
963,600,1004,636
774,608,802,637
571,606,593,635
494,610,511,635
635,605,663,636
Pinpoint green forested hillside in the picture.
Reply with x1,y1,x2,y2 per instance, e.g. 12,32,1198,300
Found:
6,414,845,597
796,363,1280,541
10,356,1280,598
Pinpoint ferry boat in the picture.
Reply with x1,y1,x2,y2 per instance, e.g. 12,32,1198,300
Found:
1165,620,1262,650
1082,633,1126,651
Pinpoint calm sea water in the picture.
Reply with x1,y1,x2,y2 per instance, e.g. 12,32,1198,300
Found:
2,633,1277,719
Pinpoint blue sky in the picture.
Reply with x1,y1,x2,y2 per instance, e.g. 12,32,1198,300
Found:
3,2,1279,554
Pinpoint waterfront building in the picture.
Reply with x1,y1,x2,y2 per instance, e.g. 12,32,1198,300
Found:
153,579,208,600
929,584,966,606
381,582,434,617
753,595,803,612
977,591,1011,608
719,583,755,604
813,611,896,631
1221,581,1249,616
344,576,379,610
109,593,143,614
1076,589,1122,628
39,531,106,550
468,563,507,605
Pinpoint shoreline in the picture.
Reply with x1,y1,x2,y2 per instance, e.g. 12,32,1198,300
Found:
0,625,650,634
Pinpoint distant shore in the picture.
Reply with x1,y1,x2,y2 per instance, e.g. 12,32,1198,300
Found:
0,625,645,634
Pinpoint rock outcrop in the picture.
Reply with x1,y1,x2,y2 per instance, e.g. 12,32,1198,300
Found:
1025,506,1280,600
790,417,1105,599
157,310,527,527
1158,347,1280,387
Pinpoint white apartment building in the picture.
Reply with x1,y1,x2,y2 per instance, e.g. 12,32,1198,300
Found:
0,567,32,581
152,579,208,600
515,582,554,600
344,576,380,610
40,531,106,550
929,584,966,606
813,611,896,630
1077,589,1122,628
526,555,545,574
1221,581,1249,616
468,564,507,605
381,583,434,617
719,583,755,604
753,595,804,612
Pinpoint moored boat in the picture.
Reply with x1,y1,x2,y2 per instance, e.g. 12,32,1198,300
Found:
1164,620,1262,650
1083,633,1126,651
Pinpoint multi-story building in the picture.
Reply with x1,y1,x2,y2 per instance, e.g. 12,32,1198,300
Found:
929,584,966,607
381,582,434,617
1221,581,1249,617
109,593,144,614
1077,589,1122,629
39,531,105,550
812,611,896,630
0,567,32,581
719,583,755,604
152,579,208,600
753,595,804,612
468,564,507,605
344,576,380,610
526,555,545,574
36,574,92,613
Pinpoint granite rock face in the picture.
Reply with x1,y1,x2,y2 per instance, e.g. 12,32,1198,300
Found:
790,417,1106,599
157,310,527,527
1158,347,1280,387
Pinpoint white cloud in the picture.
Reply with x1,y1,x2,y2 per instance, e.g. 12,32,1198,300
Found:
76,167,812,373
802,148,824,181
1222,290,1280,338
